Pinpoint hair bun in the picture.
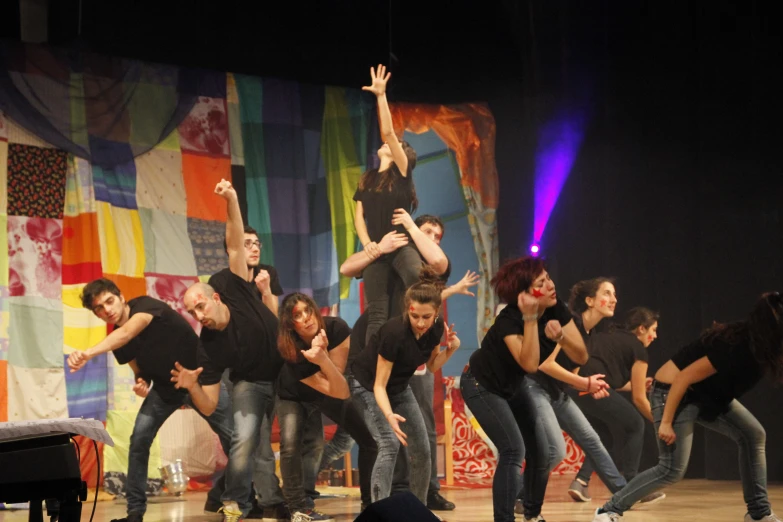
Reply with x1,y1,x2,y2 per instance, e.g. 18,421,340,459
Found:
418,265,445,289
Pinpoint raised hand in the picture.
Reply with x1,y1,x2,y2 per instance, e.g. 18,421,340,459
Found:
170,361,203,390
444,323,460,352
518,291,539,317
544,320,564,342
453,270,480,297
214,178,237,200
301,329,329,366
132,378,150,398
67,350,91,373
378,231,409,254
255,269,271,294
361,64,391,97
386,411,408,446
391,208,415,231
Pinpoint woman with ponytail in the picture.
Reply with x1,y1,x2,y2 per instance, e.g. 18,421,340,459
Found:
351,266,461,504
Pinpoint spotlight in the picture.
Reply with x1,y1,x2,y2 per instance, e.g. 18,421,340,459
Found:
530,244,540,256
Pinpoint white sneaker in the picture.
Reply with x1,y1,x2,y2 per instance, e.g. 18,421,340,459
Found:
745,513,782,522
592,508,622,521
524,516,545,522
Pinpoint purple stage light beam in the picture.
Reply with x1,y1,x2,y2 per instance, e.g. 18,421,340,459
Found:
532,111,586,246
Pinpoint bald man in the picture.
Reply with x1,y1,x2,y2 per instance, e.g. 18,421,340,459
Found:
173,179,286,521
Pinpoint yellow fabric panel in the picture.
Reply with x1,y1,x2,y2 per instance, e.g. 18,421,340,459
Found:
155,128,180,151
96,202,146,277
104,409,162,478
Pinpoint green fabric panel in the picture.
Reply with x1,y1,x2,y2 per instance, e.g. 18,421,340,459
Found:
69,73,89,151
7,296,63,369
128,82,177,149
234,75,274,264
322,87,367,299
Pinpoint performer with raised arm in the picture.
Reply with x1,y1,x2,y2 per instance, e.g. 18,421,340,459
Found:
354,64,423,347
172,179,285,522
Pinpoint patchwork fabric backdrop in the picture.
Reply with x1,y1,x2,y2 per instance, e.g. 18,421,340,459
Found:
0,41,500,491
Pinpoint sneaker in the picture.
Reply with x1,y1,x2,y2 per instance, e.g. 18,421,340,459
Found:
111,514,143,522
567,479,591,502
636,491,665,506
592,508,622,521
514,499,524,515
291,509,333,522
218,505,243,522
745,514,783,522
524,515,546,522
427,491,455,511
262,502,290,521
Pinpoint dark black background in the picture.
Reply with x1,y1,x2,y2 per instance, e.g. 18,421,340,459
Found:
5,0,783,481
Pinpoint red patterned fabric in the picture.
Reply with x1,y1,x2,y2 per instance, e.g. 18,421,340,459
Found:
445,376,585,487
6,143,68,218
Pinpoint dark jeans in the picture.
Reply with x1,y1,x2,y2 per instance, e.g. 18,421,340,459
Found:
570,387,646,483
280,393,378,509
352,379,430,503
603,385,772,518
460,368,543,522
278,400,325,512
391,370,439,496
126,385,233,516
363,245,424,346
223,380,284,516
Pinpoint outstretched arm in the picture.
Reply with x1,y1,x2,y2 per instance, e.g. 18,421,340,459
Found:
362,64,409,175
214,179,247,280
373,356,408,446
170,362,222,416
67,313,153,372
441,270,481,300
539,344,609,395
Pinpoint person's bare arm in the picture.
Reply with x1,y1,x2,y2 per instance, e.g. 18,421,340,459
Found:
67,313,154,372
214,179,248,279
630,360,653,422
170,362,222,416
362,65,408,175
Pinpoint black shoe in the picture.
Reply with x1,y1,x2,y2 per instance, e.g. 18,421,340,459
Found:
111,514,143,522
427,492,455,511
263,502,291,521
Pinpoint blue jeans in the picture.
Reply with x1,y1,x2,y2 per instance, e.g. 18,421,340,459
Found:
519,377,626,516
407,370,439,494
460,368,543,522
223,380,284,516
126,385,233,516
319,425,355,470
603,385,771,517
352,379,430,503
570,387,646,483
222,369,280,505
277,400,325,511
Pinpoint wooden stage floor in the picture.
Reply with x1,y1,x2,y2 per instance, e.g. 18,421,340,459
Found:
2,475,781,521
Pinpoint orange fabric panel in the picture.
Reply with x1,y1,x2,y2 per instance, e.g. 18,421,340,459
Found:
102,274,147,301
389,103,499,209
62,212,102,265
182,153,231,221
0,360,7,421
73,432,105,488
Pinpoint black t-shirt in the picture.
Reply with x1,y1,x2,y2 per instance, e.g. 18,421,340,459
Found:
277,317,352,402
353,166,415,243
352,316,445,396
579,329,648,389
670,332,764,420
197,271,283,385
469,298,572,399
113,296,199,401
348,255,451,372
209,265,284,300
